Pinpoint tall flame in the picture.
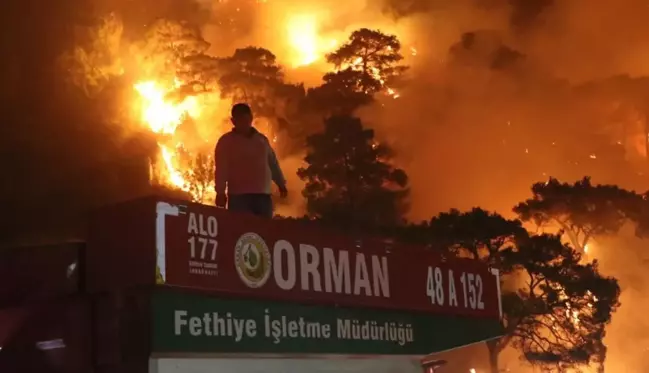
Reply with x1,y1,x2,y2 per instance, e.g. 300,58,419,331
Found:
134,80,200,135
133,78,204,196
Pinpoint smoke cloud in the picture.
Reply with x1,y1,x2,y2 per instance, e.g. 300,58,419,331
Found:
357,1,649,371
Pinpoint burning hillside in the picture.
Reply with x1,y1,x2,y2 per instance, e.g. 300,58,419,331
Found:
62,5,414,204
50,0,649,372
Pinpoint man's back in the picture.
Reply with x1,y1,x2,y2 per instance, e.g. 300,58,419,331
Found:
215,129,274,195
214,103,287,218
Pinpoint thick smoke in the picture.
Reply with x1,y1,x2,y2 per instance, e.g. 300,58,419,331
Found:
521,0,649,81
348,0,649,218
359,1,649,371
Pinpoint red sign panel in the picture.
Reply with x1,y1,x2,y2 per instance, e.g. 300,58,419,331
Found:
155,200,502,319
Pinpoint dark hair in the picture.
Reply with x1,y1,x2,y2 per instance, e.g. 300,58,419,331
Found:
231,103,252,117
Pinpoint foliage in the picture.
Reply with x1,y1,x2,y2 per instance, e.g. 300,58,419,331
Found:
306,28,408,116
514,177,642,251
298,115,408,230
305,69,375,116
218,47,282,96
217,47,285,114
178,53,222,94
216,46,307,154
505,234,619,372
427,208,527,266
417,208,620,373
326,28,408,94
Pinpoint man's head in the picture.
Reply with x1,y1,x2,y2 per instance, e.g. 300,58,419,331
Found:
230,103,253,130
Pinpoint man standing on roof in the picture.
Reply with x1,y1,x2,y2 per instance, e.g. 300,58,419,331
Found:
214,103,288,218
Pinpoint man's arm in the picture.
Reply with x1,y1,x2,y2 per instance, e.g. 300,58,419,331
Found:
266,141,286,189
214,137,228,195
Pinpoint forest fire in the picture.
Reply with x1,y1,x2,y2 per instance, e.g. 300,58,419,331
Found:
283,12,406,97
125,10,407,199
133,78,220,199
51,0,649,371
134,80,201,135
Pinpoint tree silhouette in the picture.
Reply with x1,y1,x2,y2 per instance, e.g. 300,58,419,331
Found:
216,46,307,155
304,28,407,118
298,115,408,231
177,53,222,95
514,177,641,252
424,208,528,264
305,69,375,116
420,208,620,373
325,28,408,95
218,47,281,94
217,47,287,115
513,177,647,372
505,234,618,373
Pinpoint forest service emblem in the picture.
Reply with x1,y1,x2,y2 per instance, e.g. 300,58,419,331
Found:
234,232,271,288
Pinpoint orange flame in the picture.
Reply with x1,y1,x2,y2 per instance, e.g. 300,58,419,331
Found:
133,78,204,196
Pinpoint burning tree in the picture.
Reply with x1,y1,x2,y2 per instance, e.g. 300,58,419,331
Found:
62,15,225,202
514,177,649,372
306,28,408,116
298,115,409,231
514,177,642,252
326,28,407,95
408,208,620,373
503,234,619,373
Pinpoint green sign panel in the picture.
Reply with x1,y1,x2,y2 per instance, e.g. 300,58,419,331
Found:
151,290,503,356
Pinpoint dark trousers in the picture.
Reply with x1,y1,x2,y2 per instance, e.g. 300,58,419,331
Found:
228,194,273,218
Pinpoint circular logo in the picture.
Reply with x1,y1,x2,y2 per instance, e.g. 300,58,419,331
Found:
234,232,272,288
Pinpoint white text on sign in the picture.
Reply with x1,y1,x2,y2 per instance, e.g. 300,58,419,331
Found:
187,213,219,276
426,267,485,310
